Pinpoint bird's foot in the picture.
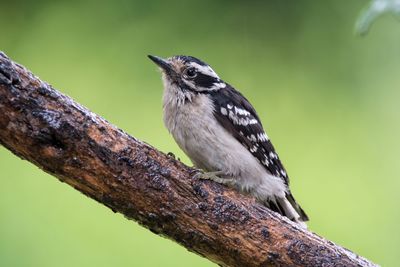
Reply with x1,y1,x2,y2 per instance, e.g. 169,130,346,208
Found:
194,171,235,185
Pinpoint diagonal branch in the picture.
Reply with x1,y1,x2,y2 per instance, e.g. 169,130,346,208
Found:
0,52,377,267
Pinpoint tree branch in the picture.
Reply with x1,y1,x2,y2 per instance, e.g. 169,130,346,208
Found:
0,52,377,267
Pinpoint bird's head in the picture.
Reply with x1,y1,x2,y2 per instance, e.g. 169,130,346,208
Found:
148,55,226,94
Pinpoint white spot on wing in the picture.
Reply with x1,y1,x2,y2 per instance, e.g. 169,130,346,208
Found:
249,119,258,125
250,145,258,153
256,132,269,142
262,158,270,166
234,106,250,116
221,107,228,115
239,118,248,126
269,152,278,159
257,133,264,141
228,110,238,125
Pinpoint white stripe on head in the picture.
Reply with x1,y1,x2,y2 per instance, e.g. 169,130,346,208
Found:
189,62,220,79
183,76,226,92
209,82,226,90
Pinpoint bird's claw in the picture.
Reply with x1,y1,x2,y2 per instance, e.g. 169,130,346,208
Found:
194,171,234,185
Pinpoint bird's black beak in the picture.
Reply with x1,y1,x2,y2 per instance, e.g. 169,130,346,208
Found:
148,55,173,73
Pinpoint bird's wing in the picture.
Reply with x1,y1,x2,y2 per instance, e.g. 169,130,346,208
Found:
209,85,289,185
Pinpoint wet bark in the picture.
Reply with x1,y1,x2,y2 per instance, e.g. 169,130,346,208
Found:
0,52,378,267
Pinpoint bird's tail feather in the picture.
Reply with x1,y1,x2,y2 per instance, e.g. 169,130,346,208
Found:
266,192,309,228
285,192,309,221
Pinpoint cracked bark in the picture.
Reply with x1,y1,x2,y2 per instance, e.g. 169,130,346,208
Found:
0,52,378,267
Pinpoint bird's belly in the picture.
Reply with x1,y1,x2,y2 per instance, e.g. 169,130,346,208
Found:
170,113,225,171
167,109,263,181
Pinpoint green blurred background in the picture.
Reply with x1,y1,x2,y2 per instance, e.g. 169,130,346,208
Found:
1,0,399,266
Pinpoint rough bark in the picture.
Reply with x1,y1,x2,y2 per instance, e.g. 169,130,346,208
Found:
0,51,377,267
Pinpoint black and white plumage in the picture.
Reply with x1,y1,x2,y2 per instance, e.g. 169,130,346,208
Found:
148,55,308,227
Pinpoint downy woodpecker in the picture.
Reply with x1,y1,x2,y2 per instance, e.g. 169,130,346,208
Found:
148,55,308,227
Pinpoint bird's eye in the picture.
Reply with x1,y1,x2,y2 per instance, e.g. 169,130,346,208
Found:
184,67,197,79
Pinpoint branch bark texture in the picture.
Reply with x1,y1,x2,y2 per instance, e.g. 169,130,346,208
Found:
0,52,377,267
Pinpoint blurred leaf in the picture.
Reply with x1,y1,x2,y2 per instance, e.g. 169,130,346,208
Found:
356,0,400,35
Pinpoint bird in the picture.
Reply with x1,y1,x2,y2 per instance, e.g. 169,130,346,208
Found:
148,55,308,227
